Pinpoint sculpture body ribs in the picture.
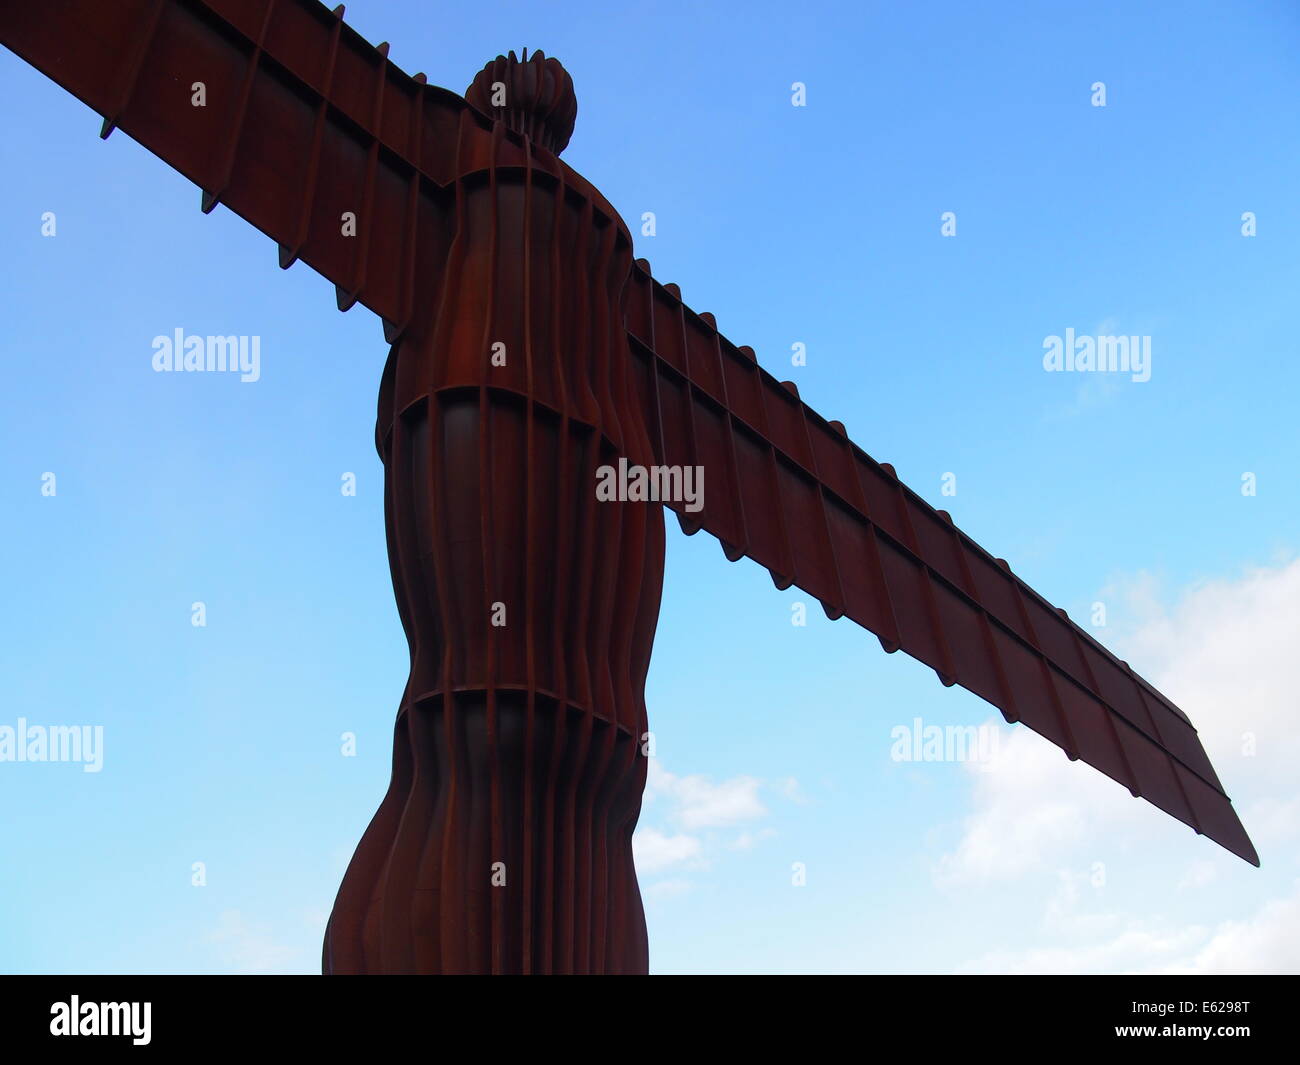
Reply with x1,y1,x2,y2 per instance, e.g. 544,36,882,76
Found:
326,118,664,973
0,0,1260,978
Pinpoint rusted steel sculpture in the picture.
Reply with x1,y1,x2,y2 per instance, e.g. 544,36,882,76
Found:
1,0,1258,975
338,52,663,976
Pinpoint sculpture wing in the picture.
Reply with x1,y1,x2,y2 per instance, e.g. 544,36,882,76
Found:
0,0,479,341
623,262,1259,866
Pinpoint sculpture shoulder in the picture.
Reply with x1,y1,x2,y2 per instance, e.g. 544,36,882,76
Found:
558,158,632,241
448,137,631,245
506,153,632,243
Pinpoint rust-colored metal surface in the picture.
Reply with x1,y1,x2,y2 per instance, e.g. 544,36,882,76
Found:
331,51,663,974
0,0,1258,975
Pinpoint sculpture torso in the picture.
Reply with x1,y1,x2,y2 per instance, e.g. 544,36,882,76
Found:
326,56,665,973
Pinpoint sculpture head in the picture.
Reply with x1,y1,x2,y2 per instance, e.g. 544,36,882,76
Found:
465,48,577,155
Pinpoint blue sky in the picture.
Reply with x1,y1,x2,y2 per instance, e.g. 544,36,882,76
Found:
1,0,1298,974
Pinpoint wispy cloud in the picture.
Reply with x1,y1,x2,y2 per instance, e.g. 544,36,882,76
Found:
645,761,767,829
937,556,1300,885
940,557,1300,973
959,878,1300,975
634,762,800,893
633,827,703,873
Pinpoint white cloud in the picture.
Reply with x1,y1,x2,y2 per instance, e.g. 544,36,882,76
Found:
644,878,693,901
1176,883,1300,974
1243,796,1300,845
1042,869,1121,939
960,878,1300,975
938,557,1300,884
778,777,807,804
958,924,1206,975
1177,859,1218,893
1113,559,1300,799
633,827,703,873
634,762,799,889
646,761,766,829
943,558,1300,974
934,720,1116,884
730,828,777,851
